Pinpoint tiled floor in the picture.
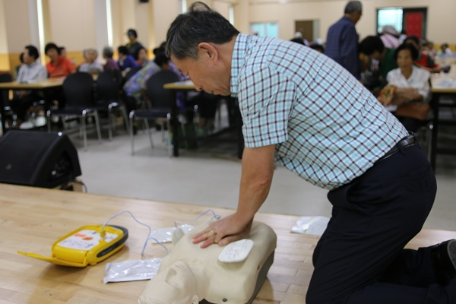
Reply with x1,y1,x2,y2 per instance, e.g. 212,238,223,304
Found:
71,120,456,231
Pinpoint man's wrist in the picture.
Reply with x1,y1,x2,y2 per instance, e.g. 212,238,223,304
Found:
234,210,254,227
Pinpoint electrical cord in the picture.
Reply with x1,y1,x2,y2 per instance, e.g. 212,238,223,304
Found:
173,209,220,229
100,209,220,258
100,210,169,257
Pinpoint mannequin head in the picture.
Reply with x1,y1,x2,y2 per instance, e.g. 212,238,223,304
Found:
142,261,199,304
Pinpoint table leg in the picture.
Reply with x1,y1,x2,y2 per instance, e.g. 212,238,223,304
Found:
171,90,179,157
0,89,8,135
430,93,440,171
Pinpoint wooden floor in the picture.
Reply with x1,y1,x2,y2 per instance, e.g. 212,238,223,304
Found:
0,184,455,304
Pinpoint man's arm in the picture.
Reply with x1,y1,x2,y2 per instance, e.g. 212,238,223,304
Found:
193,144,276,248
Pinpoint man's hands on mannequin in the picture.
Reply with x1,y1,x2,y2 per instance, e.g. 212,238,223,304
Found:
193,144,276,248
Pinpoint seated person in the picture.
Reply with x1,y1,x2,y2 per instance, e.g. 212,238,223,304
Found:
309,44,324,53
79,48,103,75
8,45,47,126
45,42,75,78
117,45,139,72
382,43,431,132
123,53,171,112
359,36,397,89
59,46,67,58
136,47,149,67
102,46,119,71
14,52,24,79
139,221,277,304
404,36,442,73
380,25,400,49
437,43,453,59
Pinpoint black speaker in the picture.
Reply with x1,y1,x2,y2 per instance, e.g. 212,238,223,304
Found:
0,131,82,188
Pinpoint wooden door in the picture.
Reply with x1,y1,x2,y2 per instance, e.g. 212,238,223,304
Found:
295,20,313,42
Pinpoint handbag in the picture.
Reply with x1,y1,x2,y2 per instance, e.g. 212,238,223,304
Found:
395,103,430,121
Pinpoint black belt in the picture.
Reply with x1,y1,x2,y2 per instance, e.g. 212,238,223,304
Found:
376,134,418,163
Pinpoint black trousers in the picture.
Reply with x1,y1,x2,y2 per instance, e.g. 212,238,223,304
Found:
307,145,456,303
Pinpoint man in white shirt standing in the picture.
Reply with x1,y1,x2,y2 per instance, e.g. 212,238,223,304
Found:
12,45,47,126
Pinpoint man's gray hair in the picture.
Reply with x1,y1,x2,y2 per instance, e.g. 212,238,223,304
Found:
102,46,113,58
345,1,362,14
83,48,98,58
165,1,239,60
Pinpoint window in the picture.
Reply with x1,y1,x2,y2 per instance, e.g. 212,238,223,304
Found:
250,22,278,38
180,0,187,13
377,8,403,34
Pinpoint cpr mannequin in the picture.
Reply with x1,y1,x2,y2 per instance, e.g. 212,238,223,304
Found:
138,221,277,304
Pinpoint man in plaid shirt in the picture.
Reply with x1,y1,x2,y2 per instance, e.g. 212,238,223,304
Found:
165,2,454,303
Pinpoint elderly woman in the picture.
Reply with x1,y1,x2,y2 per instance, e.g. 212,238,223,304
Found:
102,46,119,71
79,48,103,74
385,43,431,132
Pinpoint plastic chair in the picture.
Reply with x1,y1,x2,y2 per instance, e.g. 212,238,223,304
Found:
46,72,102,150
129,70,179,155
94,70,129,140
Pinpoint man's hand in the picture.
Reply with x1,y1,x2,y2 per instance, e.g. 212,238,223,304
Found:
193,144,276,249
192,213,252,248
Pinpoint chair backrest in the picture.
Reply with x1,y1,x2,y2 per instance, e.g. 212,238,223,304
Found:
145,70,180,109
62,72,94,108
112,68,123,90
123,66,142,85
0,73,12,83
0,73,13,107
96,71,120,101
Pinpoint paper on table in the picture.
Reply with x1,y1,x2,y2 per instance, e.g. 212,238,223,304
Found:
433,78,456,88
291,216,330,236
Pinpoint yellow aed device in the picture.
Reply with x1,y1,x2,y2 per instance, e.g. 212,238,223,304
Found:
17,225,128,267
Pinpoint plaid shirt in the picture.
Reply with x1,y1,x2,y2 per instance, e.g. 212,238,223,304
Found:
231,34,408,190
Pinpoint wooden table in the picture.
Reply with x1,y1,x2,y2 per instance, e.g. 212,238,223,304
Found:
430,70,456,170
164,81,244,158
1,184,455,304
0,78,65,134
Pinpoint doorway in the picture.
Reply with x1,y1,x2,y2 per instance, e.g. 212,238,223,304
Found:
295,20,313,42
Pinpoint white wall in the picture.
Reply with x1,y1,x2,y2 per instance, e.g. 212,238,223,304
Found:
152,0,180,48
48,0,96,50
248,0,456,44
0,0,9,54
3,0,31,53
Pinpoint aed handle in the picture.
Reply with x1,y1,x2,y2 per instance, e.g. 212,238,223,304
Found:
97,225,129,258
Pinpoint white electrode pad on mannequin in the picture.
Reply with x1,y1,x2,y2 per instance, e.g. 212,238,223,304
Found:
218,239,254,263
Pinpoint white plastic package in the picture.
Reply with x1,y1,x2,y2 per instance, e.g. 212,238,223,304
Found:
150,224,194,243
104,258,162,284
291,216,330,236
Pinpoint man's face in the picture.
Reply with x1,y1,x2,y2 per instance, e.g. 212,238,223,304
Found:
371,50,383,61
171,48,231,96
353,11,362,24
86,50,96,63
23,49,34,65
